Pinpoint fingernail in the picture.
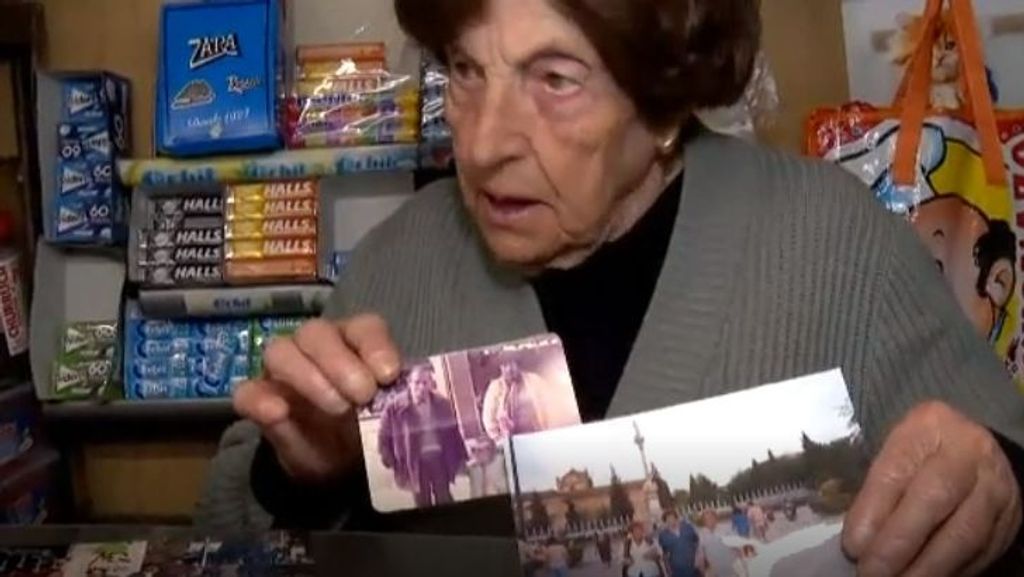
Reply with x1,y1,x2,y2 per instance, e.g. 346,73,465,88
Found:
347,368,375,389
322,387,349,415
845,526,871,555
370,352,400,380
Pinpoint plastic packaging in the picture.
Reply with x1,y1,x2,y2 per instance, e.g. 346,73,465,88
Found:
286,42,420,149
696,51,780,141
123,303,250,400
51,321,117,400
137,190,226,289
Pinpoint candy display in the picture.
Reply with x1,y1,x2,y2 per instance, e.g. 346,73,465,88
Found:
223,180,320,284
51,322,118,400
49,73,131,246
122,303,309,399
156,0,285,157
138,190,227,288
117,144,421,188
123,303,250,399
286,42,420,149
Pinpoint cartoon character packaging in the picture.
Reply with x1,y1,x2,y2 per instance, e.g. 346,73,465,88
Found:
808,0,1024,391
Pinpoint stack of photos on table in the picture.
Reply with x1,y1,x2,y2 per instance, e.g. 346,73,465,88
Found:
359,335,581,512
505,370,868,577
0,532,314,577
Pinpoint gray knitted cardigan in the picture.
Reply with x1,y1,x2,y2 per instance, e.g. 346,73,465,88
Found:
197,132,1024,533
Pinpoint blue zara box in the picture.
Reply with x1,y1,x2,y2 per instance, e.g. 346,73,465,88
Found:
156,0,284,157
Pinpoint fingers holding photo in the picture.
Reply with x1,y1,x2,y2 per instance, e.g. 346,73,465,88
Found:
843,401,1022,577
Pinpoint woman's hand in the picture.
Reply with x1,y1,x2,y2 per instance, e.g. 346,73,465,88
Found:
843,401,1022,577
233,314,401,482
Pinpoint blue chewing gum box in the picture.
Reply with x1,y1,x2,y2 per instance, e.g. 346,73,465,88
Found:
45,72,131,246
156,0,285,157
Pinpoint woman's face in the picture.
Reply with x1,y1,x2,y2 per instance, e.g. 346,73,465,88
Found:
446,0,671,270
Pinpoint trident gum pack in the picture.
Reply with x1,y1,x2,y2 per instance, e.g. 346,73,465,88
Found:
156,0,286,157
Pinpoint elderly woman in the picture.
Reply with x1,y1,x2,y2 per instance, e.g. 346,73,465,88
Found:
230,0,1024,575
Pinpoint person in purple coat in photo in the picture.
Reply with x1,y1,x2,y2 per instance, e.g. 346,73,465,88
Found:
377,365,467,507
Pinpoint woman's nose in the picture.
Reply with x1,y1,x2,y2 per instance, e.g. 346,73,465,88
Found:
466,83,526,169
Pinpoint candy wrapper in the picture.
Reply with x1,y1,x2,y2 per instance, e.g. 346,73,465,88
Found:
286,42,420,149
136,191,227,288
52,321,118,400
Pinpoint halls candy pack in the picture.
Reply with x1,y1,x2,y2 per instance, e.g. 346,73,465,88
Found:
156,0,286,157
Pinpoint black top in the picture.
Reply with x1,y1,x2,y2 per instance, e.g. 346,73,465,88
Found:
534,170,683,422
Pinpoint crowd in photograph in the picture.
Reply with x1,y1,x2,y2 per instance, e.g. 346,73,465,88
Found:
521,500,805,577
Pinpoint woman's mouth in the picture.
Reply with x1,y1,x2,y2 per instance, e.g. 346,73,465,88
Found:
481,192,543,224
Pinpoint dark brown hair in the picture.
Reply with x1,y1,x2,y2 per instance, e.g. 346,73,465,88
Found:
395,0,761,129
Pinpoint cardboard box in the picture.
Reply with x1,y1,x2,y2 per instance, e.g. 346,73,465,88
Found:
36,71,132,246
156,0,286,156
28,241,125,401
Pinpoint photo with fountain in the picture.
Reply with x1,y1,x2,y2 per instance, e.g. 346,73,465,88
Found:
505,370,867,577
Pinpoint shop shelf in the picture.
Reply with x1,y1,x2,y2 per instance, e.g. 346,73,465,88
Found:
117,144,421,188
137,283,334,320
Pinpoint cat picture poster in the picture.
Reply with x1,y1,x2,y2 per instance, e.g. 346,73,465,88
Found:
841,0,1024,108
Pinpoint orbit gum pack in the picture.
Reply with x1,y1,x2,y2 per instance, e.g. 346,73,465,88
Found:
156,0,285,157
50,72,131,246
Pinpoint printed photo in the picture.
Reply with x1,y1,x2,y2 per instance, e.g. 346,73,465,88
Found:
63,542,148,577
360,334,581,513
127,532,314,577
506,370,867,577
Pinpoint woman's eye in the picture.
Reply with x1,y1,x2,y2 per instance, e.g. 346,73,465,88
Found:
542,72,580,94
450,60,481,85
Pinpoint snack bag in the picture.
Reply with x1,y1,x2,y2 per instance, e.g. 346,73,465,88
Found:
807,0,1024,390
